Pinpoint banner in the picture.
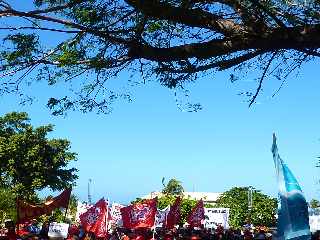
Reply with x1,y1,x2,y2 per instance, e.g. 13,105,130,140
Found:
76,201,92,222
309,215,320,233
48,222,69,239
187,199,205,228
155,206,170,227
204,208,229,229
79,198,110,238
111,203,125,226
17,188,71,223
121,198,157,229
272,134,311,240
166,197,181,229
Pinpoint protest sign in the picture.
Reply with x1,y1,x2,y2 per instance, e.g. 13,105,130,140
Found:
48,222,69,239
204,208,229,229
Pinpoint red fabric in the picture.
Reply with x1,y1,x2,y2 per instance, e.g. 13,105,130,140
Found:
165,197,181,229
44,188,72,210
16,221,33,236
17,188,71,223
79,198,110,238
17,229,29,236
164,234,174,240
67,224,80,239
136,235,145,240
120,198,157,229
187,200,204,228
7,231,17,240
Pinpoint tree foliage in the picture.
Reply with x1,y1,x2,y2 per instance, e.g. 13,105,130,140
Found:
162,178,184,196
214,187,277,228
0,0,320,113
0,112,78,199
0,187,17,224
158,194,198,225
309,199,320,215
310,199,320,209
134,179,213,225
137,194,212,225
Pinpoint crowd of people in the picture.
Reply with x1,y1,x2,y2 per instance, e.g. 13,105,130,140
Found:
0,221,276,240
2,220,320,240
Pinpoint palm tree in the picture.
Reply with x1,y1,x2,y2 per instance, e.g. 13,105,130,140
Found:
162,178,184,196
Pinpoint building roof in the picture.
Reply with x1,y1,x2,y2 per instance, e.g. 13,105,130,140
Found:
183,192,222,202
143,191,222,203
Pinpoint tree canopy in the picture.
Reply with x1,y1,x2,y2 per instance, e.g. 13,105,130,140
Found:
0,187,16,224
215,187,277,228
162,177,184,195
0,112,78,199
0,0,319,113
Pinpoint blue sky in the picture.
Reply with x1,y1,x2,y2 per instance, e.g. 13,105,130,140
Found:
1,59,320,205
1,1,320,205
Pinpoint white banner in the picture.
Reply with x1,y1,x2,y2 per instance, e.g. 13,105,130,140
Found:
48,222,69,239
204,208,229,229
111,203,125,226
155,206,170,227
309,215,320,233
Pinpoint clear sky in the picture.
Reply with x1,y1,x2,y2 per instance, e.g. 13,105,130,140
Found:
1,1,320,205
1,59,320,205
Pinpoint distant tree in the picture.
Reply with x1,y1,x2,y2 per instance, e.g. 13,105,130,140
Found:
0,187,16,224
1,1,320,113
155,194,213,225
0,112,78,200
310,199,320,209
157,194,197,225
215,187,277,228
67,194,79,223
162,178,184,196
309,199,320,215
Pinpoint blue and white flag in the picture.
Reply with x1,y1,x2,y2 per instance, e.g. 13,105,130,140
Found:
272,134,311,240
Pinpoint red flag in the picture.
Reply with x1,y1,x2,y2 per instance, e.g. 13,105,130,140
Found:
187,199,205,228
44,188,71,211
17,188,71,223
121,198,157,229
79,198,110,238
166,197,181,229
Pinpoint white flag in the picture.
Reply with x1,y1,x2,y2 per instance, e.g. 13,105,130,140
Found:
155,206,170,227
111,203,125,226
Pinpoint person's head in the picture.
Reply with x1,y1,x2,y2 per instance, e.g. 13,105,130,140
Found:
72,235,80,240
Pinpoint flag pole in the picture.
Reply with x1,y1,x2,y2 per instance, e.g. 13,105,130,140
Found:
64,205,69,222
152,200,157,240
105,198,109,239
16,197,19,235
64,189,72,222
152,215,156,240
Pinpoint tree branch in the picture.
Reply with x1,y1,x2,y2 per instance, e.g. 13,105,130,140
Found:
27,1,81,15
0,26,81,33
249,0,287,29
158,49,265,73
125,0,244,35
0,8,130,45
249,51,278,107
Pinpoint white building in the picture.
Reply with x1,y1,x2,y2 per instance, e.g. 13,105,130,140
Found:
143,191,222,205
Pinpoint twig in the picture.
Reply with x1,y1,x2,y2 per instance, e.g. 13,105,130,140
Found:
0,26,81,33
249,51,278,107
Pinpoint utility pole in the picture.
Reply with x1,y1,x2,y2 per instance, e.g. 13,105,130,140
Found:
88,178,92,204
247,186,254,223
248,186,253,212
